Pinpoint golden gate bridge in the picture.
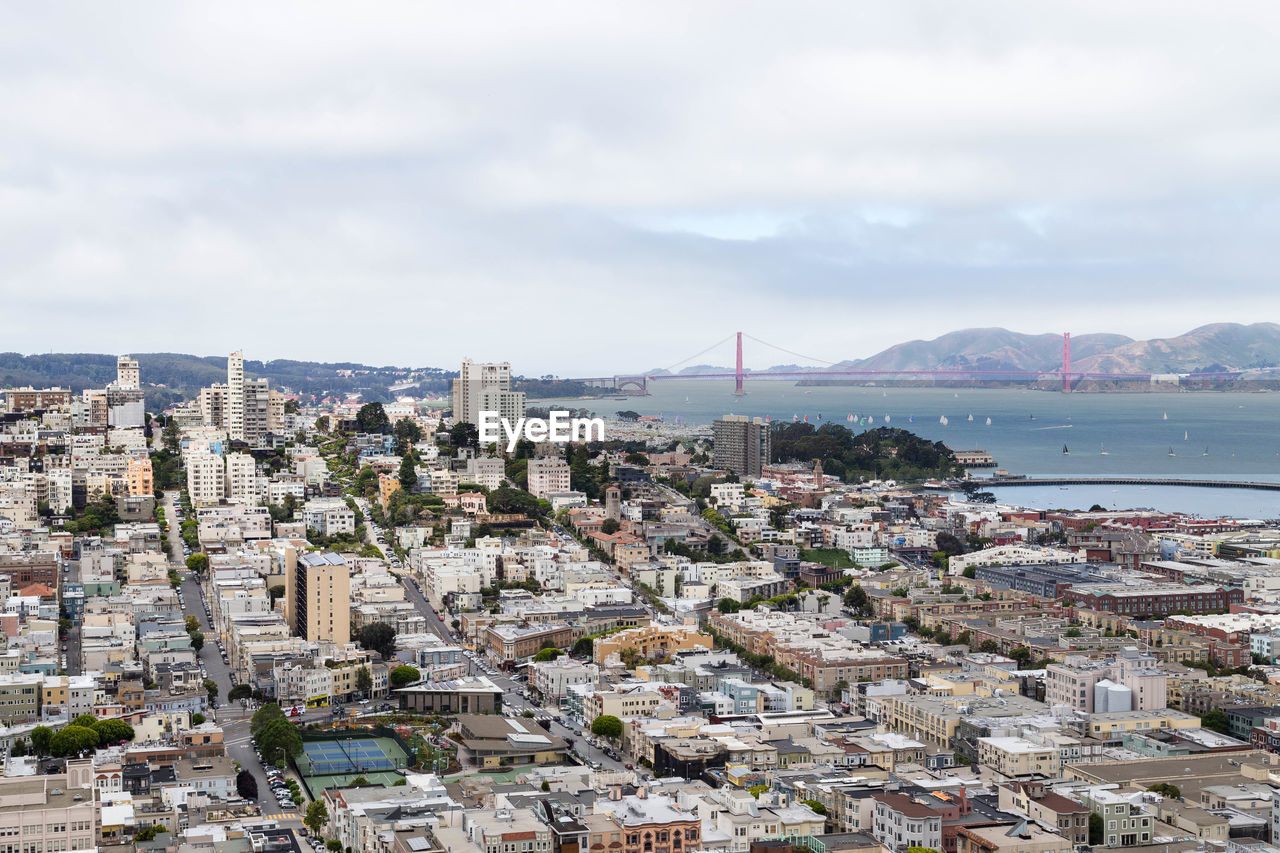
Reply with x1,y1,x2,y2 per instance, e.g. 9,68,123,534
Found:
567,332,1243,395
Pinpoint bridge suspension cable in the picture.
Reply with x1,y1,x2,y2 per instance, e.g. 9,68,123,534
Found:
656,333,736,375
741,333,838,367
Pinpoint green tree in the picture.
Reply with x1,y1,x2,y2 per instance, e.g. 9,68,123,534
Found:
350,776,370,786
533,647,563,662
92,718,135,744
961,566,976,579
257,718,304,764
189,631,204,652
191,713,206,726
977,640,999,654
389,665,421,688
356,666,373,695
50,725,99,757
399,453,417,490
186,553,209,574
228,684,252,703
935,532,964,556
717,597,742,614
600,518,620,534
268,584,285,605
1148,782,1181,799
591,715,623,739
394,418,423,454
801,799,827,816
303,799,329,835
252,704,286,738
1200,709,1230,734
204,679,218,700
356,402,390,434
843,584,872,616
357,622,398,660
135,826,168,842
30,725,53,756
1089,813,1103,845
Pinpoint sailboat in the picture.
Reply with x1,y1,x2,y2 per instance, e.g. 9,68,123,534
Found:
1168,446,1176,457
1029,414,1036,421
909,415,915,423
939,415,949,426
1184,430,1188,441
1162,412,1168,420
1202,446,1209,456
884,415,891,423
967,414,974,422
1062,444,1069,455
985,417,992,426
1100,443,1109,456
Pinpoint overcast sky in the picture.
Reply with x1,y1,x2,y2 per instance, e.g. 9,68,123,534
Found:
4,2,1279,374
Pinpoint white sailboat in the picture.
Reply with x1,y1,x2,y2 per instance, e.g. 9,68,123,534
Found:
939,415,949,426
884,414,890,423
1184,430,1189,441
985,417,992,426
1162,412,1168,420
967,414,973,422
1100,443,1109,455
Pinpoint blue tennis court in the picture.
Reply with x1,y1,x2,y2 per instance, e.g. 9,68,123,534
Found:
297,737,407,776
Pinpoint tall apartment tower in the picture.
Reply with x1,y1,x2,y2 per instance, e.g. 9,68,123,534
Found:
712,415,771,479
114,356,140,390
284,550,351,646
227,350,246,441
452,360,525,426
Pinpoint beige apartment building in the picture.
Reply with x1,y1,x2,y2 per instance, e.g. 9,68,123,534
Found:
0,762,98,852
285,551,351,645
977,736,1061,779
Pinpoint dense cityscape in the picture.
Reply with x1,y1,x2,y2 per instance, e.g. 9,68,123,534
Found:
4,352,1280,853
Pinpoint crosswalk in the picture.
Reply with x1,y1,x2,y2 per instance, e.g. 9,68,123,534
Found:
260,812,298,821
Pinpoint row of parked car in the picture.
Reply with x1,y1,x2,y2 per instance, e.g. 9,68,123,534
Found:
261,764,296,811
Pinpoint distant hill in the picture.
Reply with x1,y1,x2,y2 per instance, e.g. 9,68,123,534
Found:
0,351,452,409
829,323,1280,375
841,328,1134,372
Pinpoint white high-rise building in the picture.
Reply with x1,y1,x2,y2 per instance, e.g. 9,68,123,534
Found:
224,452,261,504
527,457,572,499
452,360,524,426
227,350,245,441
187,452,225,506
114,356,140,390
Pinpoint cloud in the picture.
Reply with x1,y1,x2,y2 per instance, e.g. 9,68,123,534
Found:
1,2,1279,373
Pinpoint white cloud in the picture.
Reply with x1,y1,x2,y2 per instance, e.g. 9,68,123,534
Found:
1,2,1279,372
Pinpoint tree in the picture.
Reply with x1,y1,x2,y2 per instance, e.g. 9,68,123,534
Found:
185,615,200,632
843,584,872,616
268,584,285,605
394,418,423,454
304,799,330,835
251,703,286,738
186,553,209,574
204,679,218,700
189,631,204,652
1148,782,1181,799
135,826,168,843
1088,813,1104,845
533,647,563,662
356,666,373,695
399,453,417,490
801,799,827,816
228,684,252,703
450,421,479,449
717,597,742,614
591,715,623,740
961,566,976,579
30,725,52,756
350,776,370,786
390,665,421,688
235,768,259,799
327,842,342,853
191,713,206,726
356,402,390,434
977,640,999,654
92,718,134,744
257,718,304,764
357,622,398,660
1200,709,1230,734
935,531,965,556
600,518,620,534
50,725,99,757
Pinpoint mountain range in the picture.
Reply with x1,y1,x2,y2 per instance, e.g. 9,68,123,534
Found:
660,323,1280,376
